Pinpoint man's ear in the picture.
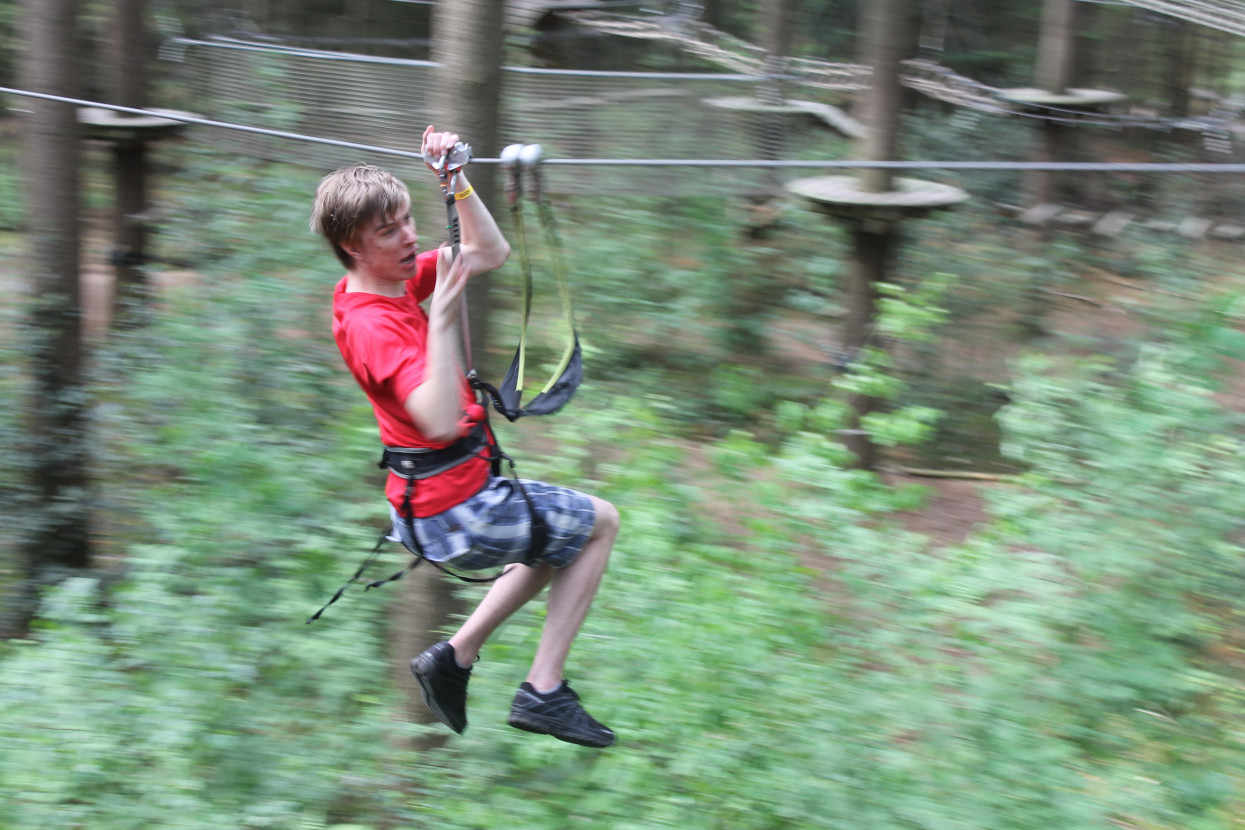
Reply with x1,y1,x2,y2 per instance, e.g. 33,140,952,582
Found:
340,237,361,261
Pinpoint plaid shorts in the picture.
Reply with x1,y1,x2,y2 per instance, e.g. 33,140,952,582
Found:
388,477,596,571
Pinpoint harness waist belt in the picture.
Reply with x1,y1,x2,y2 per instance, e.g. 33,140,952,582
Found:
380,424,488,480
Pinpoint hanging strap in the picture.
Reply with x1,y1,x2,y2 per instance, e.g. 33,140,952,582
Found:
488,143,583,422
529,147,578,396
305,533,390,623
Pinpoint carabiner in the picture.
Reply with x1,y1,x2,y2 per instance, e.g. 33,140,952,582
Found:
423,141,473,176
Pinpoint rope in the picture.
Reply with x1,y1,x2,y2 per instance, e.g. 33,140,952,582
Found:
7,85,1245,174
2,86,432,163
1113,0,1245,37
565,11,1240,132
166,35,1245,145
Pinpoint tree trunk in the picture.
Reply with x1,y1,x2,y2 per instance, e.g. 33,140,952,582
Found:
432,0,506,377
1035,0,1077,95
858,0,916,194
1027,120,1063,206
1027,0,1079,206
843,220,891,471
386,0,507,748
1165,20,1193,120
758,0,789,104
108,0,154,324
7,0,89,639
108,0,149,109
702,0,727,32
844,0,919,469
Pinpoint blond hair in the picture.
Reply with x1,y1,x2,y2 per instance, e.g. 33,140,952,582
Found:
310,163,412,268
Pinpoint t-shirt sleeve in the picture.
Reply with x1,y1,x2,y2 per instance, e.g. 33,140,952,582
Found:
408,250,439,304
344,313,427,406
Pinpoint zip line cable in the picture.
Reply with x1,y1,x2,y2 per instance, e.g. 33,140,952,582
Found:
1,86,433,164
6,84,1245,174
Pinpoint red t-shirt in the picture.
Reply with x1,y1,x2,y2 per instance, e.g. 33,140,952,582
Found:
332,250,489,517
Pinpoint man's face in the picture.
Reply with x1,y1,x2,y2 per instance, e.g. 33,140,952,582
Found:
348,206,419,281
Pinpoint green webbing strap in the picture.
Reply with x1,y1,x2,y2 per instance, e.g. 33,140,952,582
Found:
507,147,577,400
534,177,577,395
511,200,534,392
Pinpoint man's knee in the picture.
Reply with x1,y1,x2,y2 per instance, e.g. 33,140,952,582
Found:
591,496,620,539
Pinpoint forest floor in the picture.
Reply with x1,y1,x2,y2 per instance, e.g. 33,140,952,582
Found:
852,242,1239,549
887,473,990,547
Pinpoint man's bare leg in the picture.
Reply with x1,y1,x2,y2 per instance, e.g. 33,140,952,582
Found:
527,496,619,691
449,562,555,665
411,562,553,734
449,496,618,671
417,495,619,744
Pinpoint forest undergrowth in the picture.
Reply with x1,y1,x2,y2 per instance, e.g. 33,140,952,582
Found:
4,136,1245,829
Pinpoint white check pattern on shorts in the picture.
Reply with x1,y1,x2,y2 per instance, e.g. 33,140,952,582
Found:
389,477,596,571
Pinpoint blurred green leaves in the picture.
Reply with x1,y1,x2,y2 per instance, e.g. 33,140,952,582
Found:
5,129,1245,829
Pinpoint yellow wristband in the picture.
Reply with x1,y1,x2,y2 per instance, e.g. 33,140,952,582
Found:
454,184,475,201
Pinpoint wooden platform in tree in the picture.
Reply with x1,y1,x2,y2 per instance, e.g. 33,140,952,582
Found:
78,107,195,144
996,88,1128,113
785,175,970,222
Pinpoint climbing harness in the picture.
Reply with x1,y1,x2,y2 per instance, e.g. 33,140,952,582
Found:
305,421,547,624
308,140,575,623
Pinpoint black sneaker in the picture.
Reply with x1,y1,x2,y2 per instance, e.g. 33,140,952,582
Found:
409,641,471,734
508,681,616,748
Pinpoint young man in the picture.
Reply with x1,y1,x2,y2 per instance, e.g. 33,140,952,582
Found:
310,126,619,748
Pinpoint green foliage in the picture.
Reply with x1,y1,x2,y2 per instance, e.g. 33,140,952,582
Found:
2,156,410,829
560,196,761,365
5,132,1245,830
990,315,1245,820
710,278,1245,828
827,273,951,450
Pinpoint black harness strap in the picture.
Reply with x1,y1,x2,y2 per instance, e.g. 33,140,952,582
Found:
387,419,551,586
307,414,552,623
305,533,391,623
380,423,489,480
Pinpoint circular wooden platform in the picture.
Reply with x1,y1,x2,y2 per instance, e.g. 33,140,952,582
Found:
785,175,970,221
78,107,196,144
996,88,1127,112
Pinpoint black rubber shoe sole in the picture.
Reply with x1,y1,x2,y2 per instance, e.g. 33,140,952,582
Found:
507,683,616,748
507,711,615,748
